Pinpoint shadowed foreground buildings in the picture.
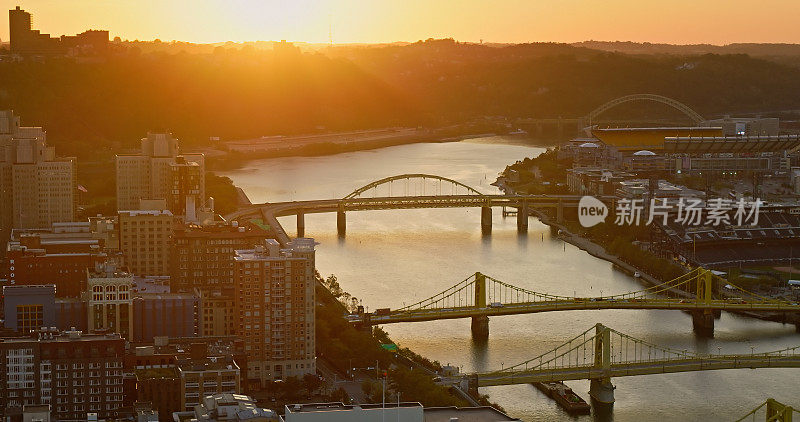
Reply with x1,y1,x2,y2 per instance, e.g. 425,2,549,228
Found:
0,330,124,420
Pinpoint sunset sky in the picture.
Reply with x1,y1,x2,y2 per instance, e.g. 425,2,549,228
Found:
3,0,800,45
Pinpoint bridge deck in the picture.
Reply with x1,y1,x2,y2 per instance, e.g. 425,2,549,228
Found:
472,356,800,386
355,299,800,325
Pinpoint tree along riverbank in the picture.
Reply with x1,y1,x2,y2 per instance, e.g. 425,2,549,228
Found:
316,273,504,411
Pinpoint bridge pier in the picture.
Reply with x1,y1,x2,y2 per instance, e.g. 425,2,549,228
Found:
337,209,346,237
589,378,615,404
355,313,372,333
691,310,715,337
297,212,305,237
471,316,489,340
481,207,492,235
556,200,564,224
516,202,528,232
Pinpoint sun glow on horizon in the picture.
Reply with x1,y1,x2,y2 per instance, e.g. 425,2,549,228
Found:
4,0,800,45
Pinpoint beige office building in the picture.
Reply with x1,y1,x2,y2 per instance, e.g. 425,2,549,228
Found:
116,132,205,216
118,209,175,276
0,110,76,234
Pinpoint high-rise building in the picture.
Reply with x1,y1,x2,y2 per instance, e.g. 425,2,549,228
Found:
233,238,316,386
86,262,133,340
0,110,76,238
118,209,175,276
8,6,108,56
170,221,268,293
199,288,236,337
115,133,205,218
0,329,124,420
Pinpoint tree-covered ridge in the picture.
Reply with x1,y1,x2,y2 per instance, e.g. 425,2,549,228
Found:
2,39,800,159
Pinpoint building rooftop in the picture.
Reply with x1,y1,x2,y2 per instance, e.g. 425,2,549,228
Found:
88,262,133,279
423,406,521,421
119,209,174,217
0,330,121,343
663,134,800,153
284,403,519,421
132,276,171,294
174,221,266,237
285,402,422,414
177,355,239,372
135,367,178,380
2,284,56,294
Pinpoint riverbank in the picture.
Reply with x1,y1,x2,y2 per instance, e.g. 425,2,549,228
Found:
203,129,500,171
530,209,681,293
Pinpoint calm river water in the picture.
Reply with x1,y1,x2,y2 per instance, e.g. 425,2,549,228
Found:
221,137,800,421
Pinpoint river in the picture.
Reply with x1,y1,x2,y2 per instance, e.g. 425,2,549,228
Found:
221,136,800,421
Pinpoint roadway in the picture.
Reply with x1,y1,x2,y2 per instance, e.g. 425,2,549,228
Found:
460,354,800,387
225,194,598,245
352,298,800,326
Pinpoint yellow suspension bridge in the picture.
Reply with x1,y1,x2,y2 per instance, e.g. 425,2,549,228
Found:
444,322,800,404
736,399,798,422
350,268,800,337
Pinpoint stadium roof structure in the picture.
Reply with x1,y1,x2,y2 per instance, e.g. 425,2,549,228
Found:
658,211,800,245
663,135,800,154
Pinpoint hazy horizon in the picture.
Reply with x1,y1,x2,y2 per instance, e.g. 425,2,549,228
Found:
4,0,800,46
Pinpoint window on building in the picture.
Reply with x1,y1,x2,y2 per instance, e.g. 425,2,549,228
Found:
16,304,43,334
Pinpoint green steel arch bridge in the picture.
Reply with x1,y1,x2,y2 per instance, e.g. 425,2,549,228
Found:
350,269,800,338
225,173,606,245
446,322,800,405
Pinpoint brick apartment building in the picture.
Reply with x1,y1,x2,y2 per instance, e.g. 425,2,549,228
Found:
234,238,316,387
0,329,124,420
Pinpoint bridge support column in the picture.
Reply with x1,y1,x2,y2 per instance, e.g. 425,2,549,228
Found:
297,212,305,238
691,310,715,337
337,209,346,237
556,200,564,224
471,316,489,340
786,313,800,333
481,207,492,235
590,323,615,404
589,378,615,404
355,314,372,333
516,202,528,232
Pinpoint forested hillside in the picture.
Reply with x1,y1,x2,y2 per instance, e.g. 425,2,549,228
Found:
2,39,800,159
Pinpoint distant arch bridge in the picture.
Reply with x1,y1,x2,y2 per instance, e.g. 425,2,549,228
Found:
515,93,706,137
588,93,705,125
225,173,609,244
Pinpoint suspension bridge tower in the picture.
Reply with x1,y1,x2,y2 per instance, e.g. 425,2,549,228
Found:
471,272,490,340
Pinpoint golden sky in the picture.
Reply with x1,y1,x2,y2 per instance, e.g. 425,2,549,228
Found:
4,0,800,45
